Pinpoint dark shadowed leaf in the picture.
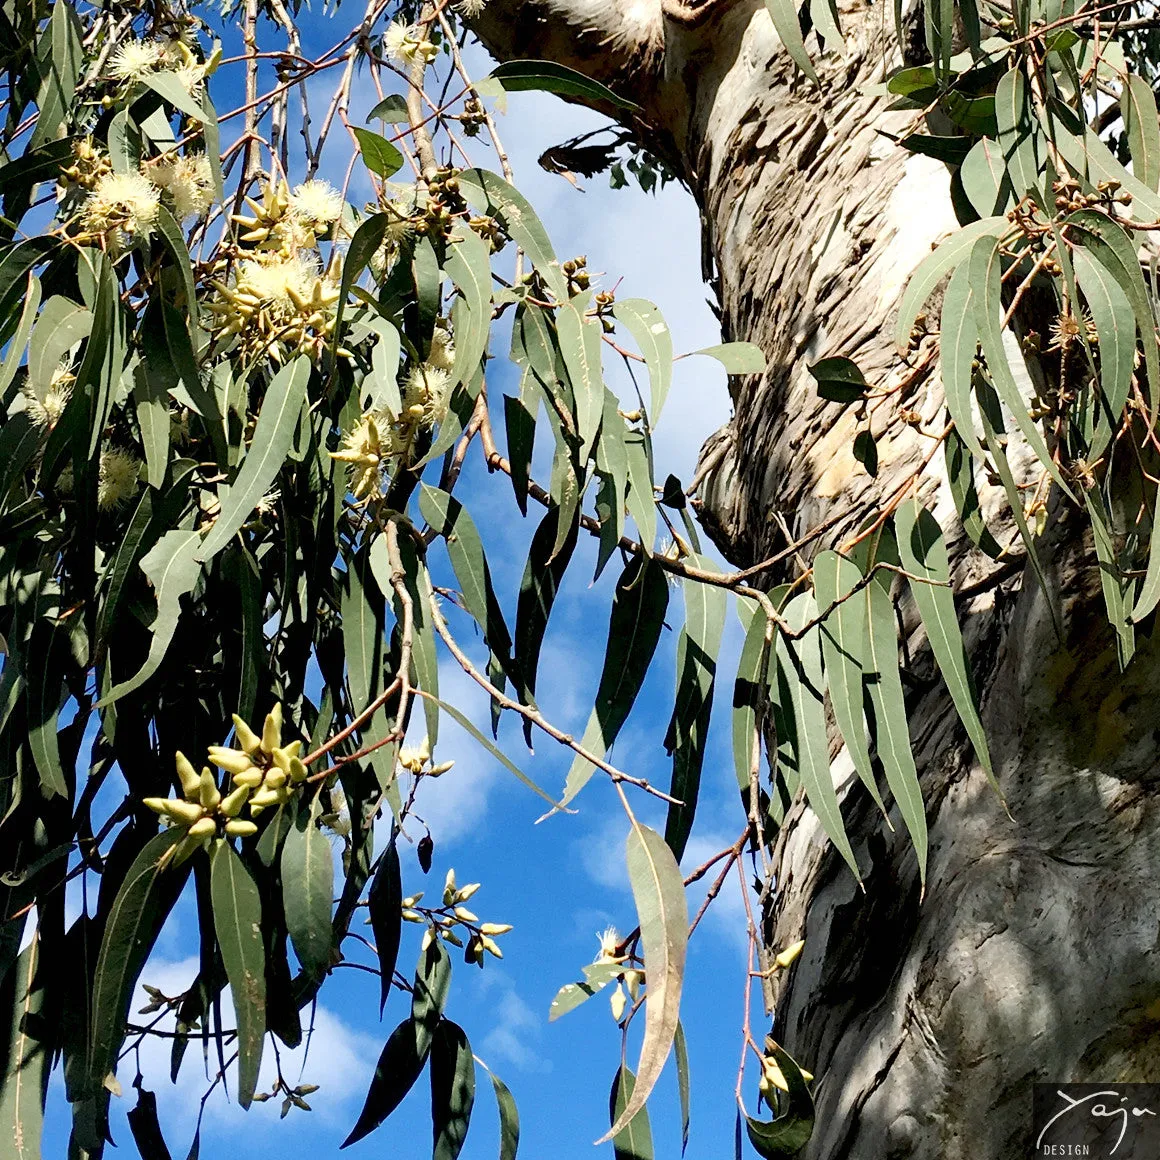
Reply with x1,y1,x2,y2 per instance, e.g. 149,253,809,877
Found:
89,829,190,1092
808,356,867,404
665,557,726,860
560,557,669,807
431,1020,475,1160
127,1082,172,1160
368,831,403,1016
481,1062,520,1160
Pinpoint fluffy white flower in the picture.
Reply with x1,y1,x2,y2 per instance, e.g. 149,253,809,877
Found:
106,39,166,83
456,0,487,15
238,255,319,306
21,363,73,430
289,180,344,227
402,364,451,429
97,447,141,510
595,927,624,965
426,326,455,373
151,154,214,220
383,20,438,65
81,170,161,239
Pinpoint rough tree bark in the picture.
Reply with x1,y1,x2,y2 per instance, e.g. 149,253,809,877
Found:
475,2,1160,1157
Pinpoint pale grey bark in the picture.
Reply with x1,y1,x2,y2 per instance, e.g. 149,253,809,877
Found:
477,3,1157,1157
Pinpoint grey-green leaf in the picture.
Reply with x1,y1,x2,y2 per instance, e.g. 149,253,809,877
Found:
210,840,266,1109
613,299,673,425
690,342,766,375
281,800,335,979
610,1066,654,1160
486,60,639,110
863,580,928,889
894,499,999,798
196,357,310,563
776,595,860,880
813,552,888,819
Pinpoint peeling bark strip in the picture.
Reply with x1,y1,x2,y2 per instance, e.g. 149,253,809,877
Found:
474,3,1160,1156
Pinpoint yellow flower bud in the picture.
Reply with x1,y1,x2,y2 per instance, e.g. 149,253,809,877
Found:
441,929,464,948
610,982,627,1023
142,797,173,816
198,770,221,811
442,868,457,906
225,819,258,838
261,703,283,755
188,817,217,840
263,768,287,790
453,907,478,923
218,785,250,818
160,799,205,826
232,713,263,755
207,746,254,776
454,882,480,902
479,923,512,936
481,937,503,959
428,760,455,777
775,940,805,970
232,768,264,789
174,751,201,797
401,909,424,923
288,756,308,784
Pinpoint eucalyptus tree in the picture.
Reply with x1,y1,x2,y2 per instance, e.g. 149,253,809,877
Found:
1,0,1159,1157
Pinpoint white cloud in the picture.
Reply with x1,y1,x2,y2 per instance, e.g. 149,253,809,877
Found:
125,954,380,1134
476,972,551,1073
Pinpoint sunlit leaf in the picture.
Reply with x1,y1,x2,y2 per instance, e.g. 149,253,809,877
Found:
610,1066,654,1160
598,824,687,1143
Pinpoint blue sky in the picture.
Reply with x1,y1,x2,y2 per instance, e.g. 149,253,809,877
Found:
40,14,765,1159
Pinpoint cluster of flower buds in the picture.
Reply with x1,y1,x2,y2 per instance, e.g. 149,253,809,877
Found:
593,928,643,1024
397,736,454,778
58,138,112,191
206,703,309,817
400,867,512,967
143,750,259,866
757,1042,813,1100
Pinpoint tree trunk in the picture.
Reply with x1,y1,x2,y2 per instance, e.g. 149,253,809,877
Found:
476,2,1160,1155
